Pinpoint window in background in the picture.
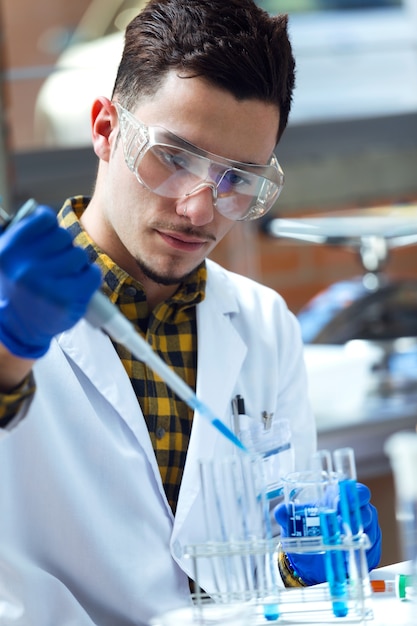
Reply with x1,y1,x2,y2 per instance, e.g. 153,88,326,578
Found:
259,1,402,12
257,0,417,125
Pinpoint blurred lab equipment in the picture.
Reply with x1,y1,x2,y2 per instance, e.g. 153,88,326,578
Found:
267,205,417,343
267,205,417,421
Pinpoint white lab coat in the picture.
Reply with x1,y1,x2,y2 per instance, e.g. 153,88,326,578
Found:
0,259,316,626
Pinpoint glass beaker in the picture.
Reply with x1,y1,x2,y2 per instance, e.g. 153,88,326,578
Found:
281,470,338,539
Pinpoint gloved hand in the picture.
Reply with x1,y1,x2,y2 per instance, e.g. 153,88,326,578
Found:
354,483,382,571
274,482,382,586
0,205,102,359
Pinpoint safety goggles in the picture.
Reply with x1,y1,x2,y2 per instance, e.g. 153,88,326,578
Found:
115,103,284,221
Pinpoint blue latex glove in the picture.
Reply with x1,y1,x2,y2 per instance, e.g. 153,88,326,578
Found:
356,483,382,571
0,206,102,359
274,482,382,585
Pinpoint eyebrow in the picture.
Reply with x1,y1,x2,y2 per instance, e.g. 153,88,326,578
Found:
117,102,270,169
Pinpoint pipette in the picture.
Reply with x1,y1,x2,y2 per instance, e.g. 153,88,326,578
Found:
1,199,246,451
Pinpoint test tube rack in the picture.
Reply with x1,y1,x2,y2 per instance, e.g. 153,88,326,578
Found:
184,533,374,625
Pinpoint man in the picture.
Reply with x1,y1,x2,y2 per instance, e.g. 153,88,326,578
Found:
0,1,380,624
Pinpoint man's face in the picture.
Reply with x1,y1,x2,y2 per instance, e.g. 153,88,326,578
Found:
90,72,280,291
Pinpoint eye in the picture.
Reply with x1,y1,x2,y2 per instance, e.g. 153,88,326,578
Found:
152,146,190,170
221,169,252,189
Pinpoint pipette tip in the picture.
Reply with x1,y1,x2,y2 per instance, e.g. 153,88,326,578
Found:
211,418,248,452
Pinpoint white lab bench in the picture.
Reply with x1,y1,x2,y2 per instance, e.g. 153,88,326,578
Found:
369,561,415,626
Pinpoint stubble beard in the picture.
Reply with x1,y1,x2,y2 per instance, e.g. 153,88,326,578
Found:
135,255,198,287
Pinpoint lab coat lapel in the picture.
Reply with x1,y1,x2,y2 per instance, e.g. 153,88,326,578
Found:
195,265,247,455
174,264,247,531
56,320,158,464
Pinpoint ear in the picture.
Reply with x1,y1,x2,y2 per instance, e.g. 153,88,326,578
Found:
91,96,118,162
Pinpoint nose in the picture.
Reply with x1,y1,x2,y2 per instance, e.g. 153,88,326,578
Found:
175,183,217,226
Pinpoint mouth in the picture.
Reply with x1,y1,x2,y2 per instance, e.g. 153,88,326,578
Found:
157,228,214,252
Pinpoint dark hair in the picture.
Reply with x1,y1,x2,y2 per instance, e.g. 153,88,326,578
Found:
112,0,295,142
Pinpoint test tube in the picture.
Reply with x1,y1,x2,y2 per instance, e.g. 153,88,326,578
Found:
199,454,280,612
370,574,414,599
320,508,349,617
311,449,333,476
333,447,371,614
312,450,349,617
333,447,363,538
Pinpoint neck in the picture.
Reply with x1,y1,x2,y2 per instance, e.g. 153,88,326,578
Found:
141,280,179,311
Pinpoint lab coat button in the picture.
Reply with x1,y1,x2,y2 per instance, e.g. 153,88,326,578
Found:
156,427,166,440
172,540,183,558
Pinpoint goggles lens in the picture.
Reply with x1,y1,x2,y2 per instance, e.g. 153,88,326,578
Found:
116,103,284,221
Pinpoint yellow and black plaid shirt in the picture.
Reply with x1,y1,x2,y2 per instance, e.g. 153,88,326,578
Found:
0,196,207,514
